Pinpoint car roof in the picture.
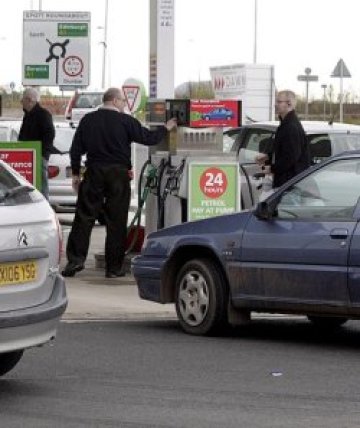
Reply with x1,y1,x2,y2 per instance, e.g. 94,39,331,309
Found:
243,120,360,134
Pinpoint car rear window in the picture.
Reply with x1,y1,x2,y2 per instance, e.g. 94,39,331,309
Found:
74,93,103,109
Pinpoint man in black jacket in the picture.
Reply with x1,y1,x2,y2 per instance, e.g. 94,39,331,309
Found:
256,90,311,189
18,87,55,200
62,87,177,278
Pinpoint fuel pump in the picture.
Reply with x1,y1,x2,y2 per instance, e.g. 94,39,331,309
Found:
141,98,242,236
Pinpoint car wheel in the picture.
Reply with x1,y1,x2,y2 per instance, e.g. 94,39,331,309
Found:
175,258,228,336
307,316,348,329
0,351,24,376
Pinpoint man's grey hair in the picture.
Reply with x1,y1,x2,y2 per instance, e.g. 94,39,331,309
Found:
277,90,297,109
103,87,124,103
23,87,40,102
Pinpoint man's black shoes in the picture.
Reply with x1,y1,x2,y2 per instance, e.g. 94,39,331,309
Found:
105,270,126,278
61,263,85,277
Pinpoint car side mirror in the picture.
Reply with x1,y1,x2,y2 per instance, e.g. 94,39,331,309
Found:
254,200,277,220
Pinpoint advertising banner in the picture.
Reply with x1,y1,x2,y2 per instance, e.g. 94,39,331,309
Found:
188,161,240,221
0,142,42,190
190,100,241,128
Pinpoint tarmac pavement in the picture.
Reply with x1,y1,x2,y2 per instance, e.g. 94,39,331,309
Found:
59,221,176,321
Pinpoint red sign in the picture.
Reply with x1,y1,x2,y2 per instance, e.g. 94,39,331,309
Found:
190,99,241,128
199,167,228,199
0,150,35,184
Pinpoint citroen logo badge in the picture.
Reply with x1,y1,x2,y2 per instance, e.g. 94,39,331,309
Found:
18,229,28,247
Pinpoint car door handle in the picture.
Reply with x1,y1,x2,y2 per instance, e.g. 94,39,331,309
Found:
330,228,349,240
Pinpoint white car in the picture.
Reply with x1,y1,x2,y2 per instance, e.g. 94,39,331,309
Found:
0,120,21,141
227,121,360,208
0,160,67,376
48,122,82,212
65,91,103,124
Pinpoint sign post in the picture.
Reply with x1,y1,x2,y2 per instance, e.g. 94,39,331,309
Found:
297,67,318,119
22,11,90,88
331,58,351,123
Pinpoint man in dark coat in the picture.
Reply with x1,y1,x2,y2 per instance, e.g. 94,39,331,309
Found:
256,90,311,189
61,87,177,278
18,87,55,200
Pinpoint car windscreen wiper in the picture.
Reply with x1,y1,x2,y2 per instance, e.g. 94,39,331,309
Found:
0,185,34,202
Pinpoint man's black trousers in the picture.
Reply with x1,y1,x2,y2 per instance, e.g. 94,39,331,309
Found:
66,164,131,272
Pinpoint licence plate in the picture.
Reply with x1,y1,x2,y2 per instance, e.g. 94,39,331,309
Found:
0,261,37,286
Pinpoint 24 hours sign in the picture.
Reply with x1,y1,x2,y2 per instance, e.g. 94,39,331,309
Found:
22,11,90,87
188,161,240,221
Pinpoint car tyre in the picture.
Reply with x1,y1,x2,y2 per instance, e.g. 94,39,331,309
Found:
175,258,228,336
307,316,348,329
0,350,24,376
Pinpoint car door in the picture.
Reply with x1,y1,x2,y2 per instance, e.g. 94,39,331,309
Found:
237,127,275,208
236,157,360,308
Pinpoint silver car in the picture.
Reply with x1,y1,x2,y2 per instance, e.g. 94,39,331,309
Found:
0,160,67,376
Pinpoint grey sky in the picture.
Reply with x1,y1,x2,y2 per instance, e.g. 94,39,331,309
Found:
1,0,358,99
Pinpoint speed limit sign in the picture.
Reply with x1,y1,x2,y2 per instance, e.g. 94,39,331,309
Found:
63,56,84,77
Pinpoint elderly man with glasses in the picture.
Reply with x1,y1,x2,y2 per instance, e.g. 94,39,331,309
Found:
256,90,311,195
18,87,55,200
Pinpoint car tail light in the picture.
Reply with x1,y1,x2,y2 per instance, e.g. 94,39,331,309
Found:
48,165,60,179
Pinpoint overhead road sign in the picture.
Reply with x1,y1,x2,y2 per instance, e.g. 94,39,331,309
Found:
22,11,90,87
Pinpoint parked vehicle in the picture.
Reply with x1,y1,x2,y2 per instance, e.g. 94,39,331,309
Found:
222,126,241,152
65,91,103,123
0,120,21,141
0,160,67,375
48,122,84,212
133,151,360,336
225,121,360,208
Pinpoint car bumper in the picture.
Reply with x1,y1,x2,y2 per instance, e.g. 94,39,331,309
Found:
0,274,67,353
132,255,166,303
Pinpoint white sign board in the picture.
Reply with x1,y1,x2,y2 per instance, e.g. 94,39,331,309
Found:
210,63,275,124
22,11,90,87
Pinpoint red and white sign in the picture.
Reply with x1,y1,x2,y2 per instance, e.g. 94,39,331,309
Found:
0,150,35,184
63,55,84,77
190,99,241,128
200,167,228,199
122,85,140,113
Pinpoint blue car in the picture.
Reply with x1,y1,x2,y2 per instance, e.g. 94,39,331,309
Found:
133,151,360,335
202,107,234,121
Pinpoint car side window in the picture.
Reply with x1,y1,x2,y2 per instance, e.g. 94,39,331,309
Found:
238,130,274,163
276,159,360,220
308,134,331,164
